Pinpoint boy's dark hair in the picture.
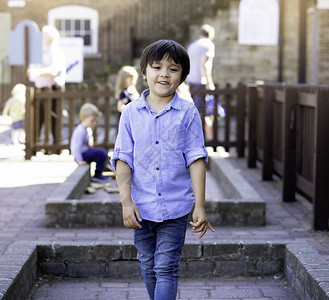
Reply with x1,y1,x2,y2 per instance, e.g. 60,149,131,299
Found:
140,40,190,83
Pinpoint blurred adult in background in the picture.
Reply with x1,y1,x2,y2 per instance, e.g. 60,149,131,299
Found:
29,25,66,144
186,24,216,140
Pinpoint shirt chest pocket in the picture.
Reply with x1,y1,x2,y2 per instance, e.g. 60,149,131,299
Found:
161,123,186,150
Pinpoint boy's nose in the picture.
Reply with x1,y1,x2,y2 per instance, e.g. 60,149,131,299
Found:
160,69,169,77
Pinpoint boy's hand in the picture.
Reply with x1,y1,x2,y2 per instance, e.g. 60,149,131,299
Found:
122,203,142,229
190,207,215,238
77,160,87,165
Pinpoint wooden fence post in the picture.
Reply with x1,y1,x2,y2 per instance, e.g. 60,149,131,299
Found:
282,87,297,202
103,84,111,145
313,90,329,230
92,84,99,143
44,89,51,145
224,83,231,153
237,83,246,157
25,87,34,160
68,85,76,142
200,89,206,142
262,85,274,181
55,86,62,152
247,84,257,168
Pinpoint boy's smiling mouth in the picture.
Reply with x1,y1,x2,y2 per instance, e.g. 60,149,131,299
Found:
158,81,169,85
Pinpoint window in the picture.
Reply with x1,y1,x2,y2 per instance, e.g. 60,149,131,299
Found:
48,5,99,55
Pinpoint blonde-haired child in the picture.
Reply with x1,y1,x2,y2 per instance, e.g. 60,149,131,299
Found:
70,103,108,182
115,66,140,113
2,83,26,144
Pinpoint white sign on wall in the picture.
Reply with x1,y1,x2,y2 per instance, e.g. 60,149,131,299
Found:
238,0,279,46
317,0,329,9
8,0,26,7
59,37,84,83
9,20,42,65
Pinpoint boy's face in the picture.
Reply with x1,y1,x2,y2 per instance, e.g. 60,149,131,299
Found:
144,57,182,101
82,116,98,129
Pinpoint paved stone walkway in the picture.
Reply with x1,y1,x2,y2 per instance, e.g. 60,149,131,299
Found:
28,277,299,300
1,123,329,299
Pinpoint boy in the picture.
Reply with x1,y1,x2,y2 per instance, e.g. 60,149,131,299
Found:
70,103,108,182
111,40,215,299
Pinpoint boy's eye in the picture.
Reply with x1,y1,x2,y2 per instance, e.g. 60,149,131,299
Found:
170,68,178,72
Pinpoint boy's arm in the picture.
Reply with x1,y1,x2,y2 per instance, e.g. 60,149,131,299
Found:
201,55,215,90
189,158,215,238
116,160,142,229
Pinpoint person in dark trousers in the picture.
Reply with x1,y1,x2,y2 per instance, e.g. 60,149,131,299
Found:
29,25,66,146
186,24,216,140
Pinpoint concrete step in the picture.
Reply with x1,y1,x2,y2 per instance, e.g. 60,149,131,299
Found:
45,156,265,227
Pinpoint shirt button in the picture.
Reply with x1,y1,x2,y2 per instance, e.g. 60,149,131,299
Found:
156,167,159,170
155,141,159,144
158,193,161,196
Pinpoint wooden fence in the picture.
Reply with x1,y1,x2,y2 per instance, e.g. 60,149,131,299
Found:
200,83,246,157
25,83,247,160
25,84,116,160
247,83,329,230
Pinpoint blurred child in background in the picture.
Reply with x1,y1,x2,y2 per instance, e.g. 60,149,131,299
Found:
70,103,109,183
115,66,140,114
2,83,26,144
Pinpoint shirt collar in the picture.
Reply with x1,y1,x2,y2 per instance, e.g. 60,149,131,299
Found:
137,89,182,111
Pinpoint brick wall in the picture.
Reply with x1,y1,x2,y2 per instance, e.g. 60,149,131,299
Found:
0,0,142,88
1,0,328,99
104,0,211,69
106,0,282,86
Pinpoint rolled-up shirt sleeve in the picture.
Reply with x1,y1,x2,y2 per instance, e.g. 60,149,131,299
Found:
184,107,208,167
110,109,134,171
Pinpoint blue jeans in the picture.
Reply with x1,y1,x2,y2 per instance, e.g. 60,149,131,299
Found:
133,214,188,300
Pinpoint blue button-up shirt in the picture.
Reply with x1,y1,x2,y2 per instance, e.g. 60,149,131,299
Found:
111,89,208,222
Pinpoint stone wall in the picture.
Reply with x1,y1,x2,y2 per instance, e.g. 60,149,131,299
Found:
202,0,278,86
1,0,328,100
306,5,315,84
281,0,300,84
305,5,329,85
317,9,329,84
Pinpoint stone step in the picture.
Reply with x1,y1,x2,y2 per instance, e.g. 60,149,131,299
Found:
45,156,265,227
1,241,328,300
